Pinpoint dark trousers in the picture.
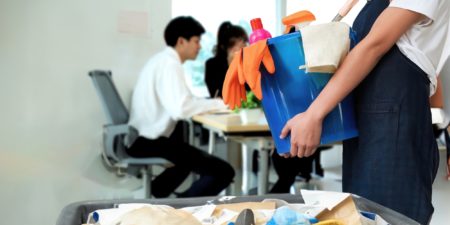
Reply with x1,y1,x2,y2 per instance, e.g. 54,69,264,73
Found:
270,148,325,193
127,127,235,198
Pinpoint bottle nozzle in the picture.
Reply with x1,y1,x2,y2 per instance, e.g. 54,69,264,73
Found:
250,18,263,31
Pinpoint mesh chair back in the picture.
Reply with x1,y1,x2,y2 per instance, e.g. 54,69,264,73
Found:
89,70,129,125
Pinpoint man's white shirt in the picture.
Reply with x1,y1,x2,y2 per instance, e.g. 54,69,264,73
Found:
128,47,226,139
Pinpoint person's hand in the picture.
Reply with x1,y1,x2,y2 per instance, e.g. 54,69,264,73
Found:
447,157,450,181
280,110,323,158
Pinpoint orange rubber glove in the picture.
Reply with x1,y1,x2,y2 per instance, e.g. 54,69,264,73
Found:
222,40,275,109
240,40,275,100
222,49,247,110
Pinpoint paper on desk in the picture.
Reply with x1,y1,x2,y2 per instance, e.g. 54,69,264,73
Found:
301,189,351,210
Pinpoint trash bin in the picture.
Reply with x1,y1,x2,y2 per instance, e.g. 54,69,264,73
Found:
55,193,419,225
260,31,358,154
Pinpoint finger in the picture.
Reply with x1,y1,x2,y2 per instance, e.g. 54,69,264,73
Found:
239,84,246,104
236,50,245,85
242,44,264,89
297,145,306,158
237,84,246,109
229,82,234,109
280,122,291,139
237,84,245,108
243,63,257,90
223,63,238,104
290,144,298,159
262,47,275,74
304,147,316,157
252,73,263,100
222,76,230,103
233,82,241,110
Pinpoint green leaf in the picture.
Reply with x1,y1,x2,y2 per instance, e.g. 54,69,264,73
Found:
238,91,261,109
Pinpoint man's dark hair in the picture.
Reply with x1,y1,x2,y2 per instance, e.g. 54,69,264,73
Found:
164,16,205,47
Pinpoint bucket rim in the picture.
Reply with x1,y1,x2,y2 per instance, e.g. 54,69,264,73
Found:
267,31,301,45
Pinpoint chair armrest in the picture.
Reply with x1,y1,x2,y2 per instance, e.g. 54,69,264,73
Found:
104,124,129,136
103,124,129,162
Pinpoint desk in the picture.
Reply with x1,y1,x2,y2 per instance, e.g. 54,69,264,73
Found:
192,112,273,195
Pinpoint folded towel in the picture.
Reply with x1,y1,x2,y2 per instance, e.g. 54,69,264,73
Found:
300,22,350,73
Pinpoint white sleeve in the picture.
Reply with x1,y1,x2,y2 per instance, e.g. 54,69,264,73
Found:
156,62,226,120
389,0,439,25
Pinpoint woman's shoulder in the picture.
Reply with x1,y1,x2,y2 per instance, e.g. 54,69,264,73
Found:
208,54,228,63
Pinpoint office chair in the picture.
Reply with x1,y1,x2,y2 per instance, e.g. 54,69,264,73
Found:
88,70,171,198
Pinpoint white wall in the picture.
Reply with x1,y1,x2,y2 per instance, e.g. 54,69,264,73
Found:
0,1,449,225
0,1,170,224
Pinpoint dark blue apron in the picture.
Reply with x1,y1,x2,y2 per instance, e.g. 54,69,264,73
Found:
342,0,440,224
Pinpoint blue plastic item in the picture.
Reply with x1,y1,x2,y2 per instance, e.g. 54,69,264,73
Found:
260,31,358,154
266,206,314,225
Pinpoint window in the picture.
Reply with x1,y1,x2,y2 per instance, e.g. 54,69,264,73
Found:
172,0,364,97
286,0,364,24
172,0,277,97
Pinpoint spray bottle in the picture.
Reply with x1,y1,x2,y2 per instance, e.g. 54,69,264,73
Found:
249,18,272,44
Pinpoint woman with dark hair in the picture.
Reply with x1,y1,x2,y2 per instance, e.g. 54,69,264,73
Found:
205,21,248,98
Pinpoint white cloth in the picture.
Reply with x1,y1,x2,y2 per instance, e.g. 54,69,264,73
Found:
389,0,450,95
114,205,202,225
299,22,350,73
128,47,226,140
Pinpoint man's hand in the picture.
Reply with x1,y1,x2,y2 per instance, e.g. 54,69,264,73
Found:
280,110,324,158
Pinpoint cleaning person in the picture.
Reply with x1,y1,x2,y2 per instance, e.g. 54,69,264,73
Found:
279,0,449,224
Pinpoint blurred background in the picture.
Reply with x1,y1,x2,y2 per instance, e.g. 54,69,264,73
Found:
0,1,448,225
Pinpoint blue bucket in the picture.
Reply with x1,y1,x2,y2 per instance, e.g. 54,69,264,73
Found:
260,31,358,154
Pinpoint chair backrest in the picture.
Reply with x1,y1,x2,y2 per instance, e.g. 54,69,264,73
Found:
89,70,171,183
89,70,129,165
88,70,129,125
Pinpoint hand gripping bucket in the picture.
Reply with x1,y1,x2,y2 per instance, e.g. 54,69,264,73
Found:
260,31,358,154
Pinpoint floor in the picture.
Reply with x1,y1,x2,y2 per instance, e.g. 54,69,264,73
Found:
8,136,448,225
171,138,450,225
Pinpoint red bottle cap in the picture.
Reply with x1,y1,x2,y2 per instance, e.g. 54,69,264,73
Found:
250,18,263,31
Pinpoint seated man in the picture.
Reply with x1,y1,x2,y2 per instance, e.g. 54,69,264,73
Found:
127,16,235,198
